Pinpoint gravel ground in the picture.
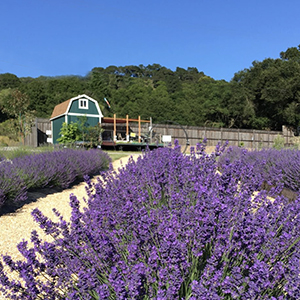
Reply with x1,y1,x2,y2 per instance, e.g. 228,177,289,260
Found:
0,154,140,299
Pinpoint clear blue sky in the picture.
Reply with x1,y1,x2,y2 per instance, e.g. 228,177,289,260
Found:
0,0,299,82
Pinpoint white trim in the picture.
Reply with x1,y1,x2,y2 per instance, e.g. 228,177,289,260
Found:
69,94,103,117
50,94,104,121
93,99,104,119
67,112,102,118
79,98,89,109
66,113,102,124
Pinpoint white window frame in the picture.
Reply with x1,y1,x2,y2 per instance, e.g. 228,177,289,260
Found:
79,98,88,109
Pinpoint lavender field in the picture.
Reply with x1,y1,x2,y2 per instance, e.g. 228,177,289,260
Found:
0,149,111,211
0,142,300,299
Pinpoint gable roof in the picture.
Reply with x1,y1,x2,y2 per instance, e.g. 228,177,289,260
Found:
50,94,103,120
50,99,71,119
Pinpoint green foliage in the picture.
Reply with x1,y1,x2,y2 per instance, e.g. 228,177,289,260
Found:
2,46,300,132
0,119,20,141
0,73,20,89
0,145,56,160
231,52,300,130
57,120,102,147
57,122,81,144
85,124,103,147
273,134,285,150
0,147,34,160
75,115,103,147
0,89,35,144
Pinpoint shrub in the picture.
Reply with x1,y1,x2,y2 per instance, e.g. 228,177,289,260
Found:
219,146,300,193
0,120,19,142
57,122,81,145
0,149,111,209
273,134,285,150
0,142,299,299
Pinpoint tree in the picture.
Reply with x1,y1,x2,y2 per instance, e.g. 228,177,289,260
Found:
88,69,110,101
57,118,103,148
77,115,89,144
0,89,35,144
230,54,300,130
280,45,300,62
152,66,181,94
57,122,81,145
85,124,103,148
147,81,173,122
0,73,20,90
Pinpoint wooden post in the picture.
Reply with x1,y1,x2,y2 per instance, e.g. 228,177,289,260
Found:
150,117,152,144
138,115,141,143
33,118,38,147
126,115,129,142
221,127,223,144
114,114,116,142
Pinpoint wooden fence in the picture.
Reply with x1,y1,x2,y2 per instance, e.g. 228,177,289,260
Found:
129,123,295,149
25,118,295,149
24,118,51,147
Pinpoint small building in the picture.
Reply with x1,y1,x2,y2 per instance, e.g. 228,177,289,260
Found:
50,94,103,144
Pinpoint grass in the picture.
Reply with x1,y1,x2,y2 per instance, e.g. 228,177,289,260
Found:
0,145,57,160
0,145,133,162
103,150,141,162
0,135,19,147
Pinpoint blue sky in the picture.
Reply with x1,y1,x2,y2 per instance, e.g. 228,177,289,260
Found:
0,0,299,81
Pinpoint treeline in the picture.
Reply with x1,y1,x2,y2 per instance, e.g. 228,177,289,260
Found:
1,45,300,132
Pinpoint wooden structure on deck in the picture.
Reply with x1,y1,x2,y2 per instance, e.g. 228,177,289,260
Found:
101,114,163,150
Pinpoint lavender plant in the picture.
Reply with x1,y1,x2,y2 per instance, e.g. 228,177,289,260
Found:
218,146,300,194
0,149,111,210
0,153,5,162
0,141,299,299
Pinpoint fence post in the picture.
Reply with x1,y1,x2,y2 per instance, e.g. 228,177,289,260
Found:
126,115,129,142
138,115,141,143
113,114,116,142
34,118,38,147
221,127,223,144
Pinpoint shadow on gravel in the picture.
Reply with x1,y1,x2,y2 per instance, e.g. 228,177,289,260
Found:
0,178,89,217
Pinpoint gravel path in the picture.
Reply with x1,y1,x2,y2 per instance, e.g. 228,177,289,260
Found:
0,154,140,299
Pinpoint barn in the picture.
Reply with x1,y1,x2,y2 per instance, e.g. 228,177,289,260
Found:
49,94,103,144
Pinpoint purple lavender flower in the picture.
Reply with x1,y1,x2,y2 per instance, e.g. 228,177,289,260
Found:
0,141,300,299
0,149,111,211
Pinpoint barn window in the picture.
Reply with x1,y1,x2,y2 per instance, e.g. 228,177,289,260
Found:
79,99,88,109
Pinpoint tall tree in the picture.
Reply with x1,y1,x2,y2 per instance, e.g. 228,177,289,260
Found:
280,45,300,62
0,73,21,90
0,89,35,144
230,53,300,130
